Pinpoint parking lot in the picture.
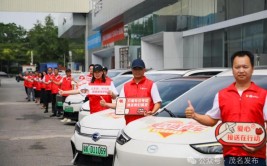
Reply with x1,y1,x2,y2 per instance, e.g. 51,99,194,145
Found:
0,78,74,166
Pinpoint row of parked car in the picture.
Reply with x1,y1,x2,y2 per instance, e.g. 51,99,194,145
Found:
61,67,267,166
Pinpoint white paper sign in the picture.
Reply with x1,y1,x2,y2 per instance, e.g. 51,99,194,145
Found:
88,85,111,95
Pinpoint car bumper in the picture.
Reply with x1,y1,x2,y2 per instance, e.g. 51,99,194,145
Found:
114,140,223,166
71,130,118,156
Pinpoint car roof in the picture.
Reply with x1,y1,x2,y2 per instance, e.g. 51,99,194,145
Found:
217,66,267,76
145,70,188,75
182,67,228,77
163,76,211,81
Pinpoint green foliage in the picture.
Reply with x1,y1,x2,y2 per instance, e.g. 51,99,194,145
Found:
0,14,85,73
27,15,69,63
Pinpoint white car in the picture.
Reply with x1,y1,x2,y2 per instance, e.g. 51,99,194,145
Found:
71,77,206,165
107,69,132,78
114,68,267,166
63,94,86,121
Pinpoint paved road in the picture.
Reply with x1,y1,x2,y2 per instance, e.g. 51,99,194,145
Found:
0,78,74,166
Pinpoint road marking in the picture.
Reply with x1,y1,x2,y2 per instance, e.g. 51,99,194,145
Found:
0,134,72,141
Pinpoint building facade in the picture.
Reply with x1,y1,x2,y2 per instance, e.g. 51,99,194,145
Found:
60,0,267,70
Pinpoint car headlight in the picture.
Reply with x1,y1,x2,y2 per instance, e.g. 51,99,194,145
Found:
116,130,131,145
190,142,222,154
75,122,81,134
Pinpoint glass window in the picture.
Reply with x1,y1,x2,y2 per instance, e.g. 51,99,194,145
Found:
157,79,203,108
157,75,267,118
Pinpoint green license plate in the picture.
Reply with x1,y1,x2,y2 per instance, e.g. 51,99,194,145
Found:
64,106,73,112
57,101,63,107
82,143,107,157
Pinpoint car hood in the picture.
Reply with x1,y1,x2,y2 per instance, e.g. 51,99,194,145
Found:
65,94,85,103
124,116,217,144
80,109,125,130
81,100,90,110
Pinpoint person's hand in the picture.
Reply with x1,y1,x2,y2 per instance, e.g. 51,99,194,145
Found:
107,90,113,96
144,110,155,116
100,96,106,107
185,100,196,119
242,144,262,153
58,89,64,96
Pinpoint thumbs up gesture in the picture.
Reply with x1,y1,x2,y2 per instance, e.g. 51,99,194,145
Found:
100,96,106,107
185,100,195,119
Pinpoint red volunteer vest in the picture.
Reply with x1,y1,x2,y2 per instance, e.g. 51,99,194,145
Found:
61,76,72,96
87,79,112,114
219,82,267,159
35,77,42,91
51,75,62,94
23,75,29,87
123,76,154,125
44,74,53,90
27,75,34,88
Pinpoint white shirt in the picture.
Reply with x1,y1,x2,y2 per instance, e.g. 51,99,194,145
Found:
206,93,267,120
119,82,162,104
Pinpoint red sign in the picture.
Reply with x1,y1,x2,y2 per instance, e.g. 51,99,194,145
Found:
115,97,150,115
102,22,124,45
215,122,266,147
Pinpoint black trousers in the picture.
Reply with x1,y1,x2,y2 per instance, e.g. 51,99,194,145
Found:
51,93,57,114
24,86,28,97
58,96,67,115
40,88,45,104
44,90,52,111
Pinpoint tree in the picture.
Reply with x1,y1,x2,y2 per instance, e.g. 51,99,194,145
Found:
27,15,69,64
0,23,28,73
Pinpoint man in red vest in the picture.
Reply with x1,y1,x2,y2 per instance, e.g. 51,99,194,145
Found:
185,51,267,166
101,59,162,125
43,67,53,113
50,68,62,117
53,69,73,121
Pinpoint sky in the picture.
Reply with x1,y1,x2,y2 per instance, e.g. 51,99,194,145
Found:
0,12,59,30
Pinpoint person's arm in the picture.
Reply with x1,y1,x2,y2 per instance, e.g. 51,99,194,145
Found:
145,102,161,116
108,82,119,99
100,85,124,108
145,83,162,115
186,103,219,126
100,97,116,109
59,89,79,96
43,76,51,85
52,79,62,85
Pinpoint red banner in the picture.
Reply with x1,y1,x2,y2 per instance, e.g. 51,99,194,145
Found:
115,97,151,115
102,22,124,45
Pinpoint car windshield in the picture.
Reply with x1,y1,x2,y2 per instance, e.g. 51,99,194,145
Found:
146,74,182,82
157,79,203,108
157,75,267,117
112,76,132,87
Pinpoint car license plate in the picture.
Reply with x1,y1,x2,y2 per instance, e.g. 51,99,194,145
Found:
64,106,73,112
82,143,107,157
57,101,63,107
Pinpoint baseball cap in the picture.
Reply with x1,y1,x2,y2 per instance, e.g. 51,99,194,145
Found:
103,66,108,71
93,64,103,72
131,59,145,69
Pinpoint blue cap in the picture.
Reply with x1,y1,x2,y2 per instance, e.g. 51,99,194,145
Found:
131,59,145,69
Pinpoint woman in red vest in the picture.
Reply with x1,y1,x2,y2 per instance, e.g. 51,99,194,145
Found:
59,64,118,119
